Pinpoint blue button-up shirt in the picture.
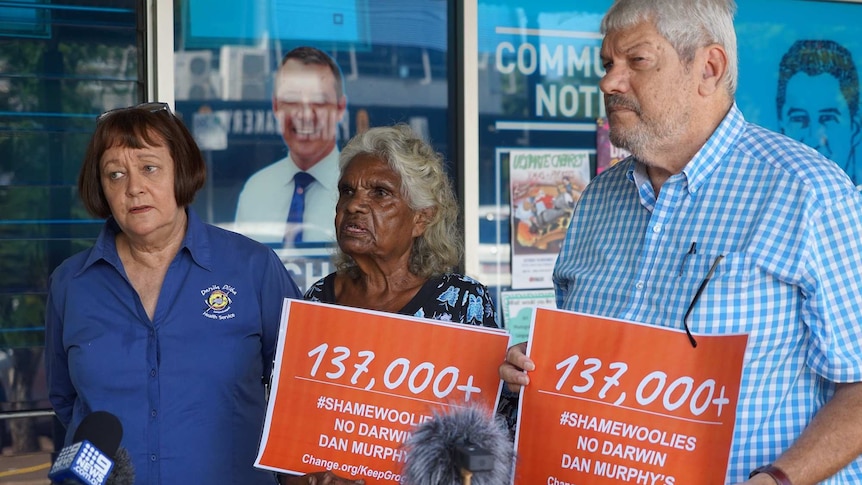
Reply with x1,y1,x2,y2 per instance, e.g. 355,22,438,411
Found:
46,208,300,484
554,104,862,483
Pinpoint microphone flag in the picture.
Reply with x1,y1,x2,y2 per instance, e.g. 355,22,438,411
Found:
48,439,114,485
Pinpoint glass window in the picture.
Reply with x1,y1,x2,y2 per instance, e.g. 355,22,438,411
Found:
0,0,142,458
734,1,862,185
173,0,453,293
473,0,862,337
475,0,611,317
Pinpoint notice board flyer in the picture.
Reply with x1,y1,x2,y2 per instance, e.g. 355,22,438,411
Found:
509,148,590,289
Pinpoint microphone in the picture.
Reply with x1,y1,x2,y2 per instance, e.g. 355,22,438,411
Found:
400,404,514,485
105,446,135,485
49,411,134,485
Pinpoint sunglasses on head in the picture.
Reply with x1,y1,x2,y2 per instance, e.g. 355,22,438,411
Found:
96,102,172,124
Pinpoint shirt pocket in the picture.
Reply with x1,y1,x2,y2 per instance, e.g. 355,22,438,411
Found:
682,251,754,287
682,251,773,335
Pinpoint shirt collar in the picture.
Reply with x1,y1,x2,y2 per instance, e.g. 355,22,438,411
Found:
628,160,648,187
626,103,746,194
76,207,213,276
288,148,340,191
683,103,745,194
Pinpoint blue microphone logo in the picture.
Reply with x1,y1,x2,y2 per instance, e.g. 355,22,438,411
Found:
49,440,114,485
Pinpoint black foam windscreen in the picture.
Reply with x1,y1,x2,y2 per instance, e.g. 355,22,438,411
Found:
72,411,123,460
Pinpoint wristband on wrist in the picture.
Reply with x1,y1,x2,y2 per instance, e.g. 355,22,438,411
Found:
749,464,792,485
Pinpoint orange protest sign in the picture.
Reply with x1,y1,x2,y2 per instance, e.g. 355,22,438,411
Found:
255,300,511,483
514,307,748,485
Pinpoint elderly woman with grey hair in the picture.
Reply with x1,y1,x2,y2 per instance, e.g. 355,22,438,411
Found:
305,124,498,327
292,124,502,485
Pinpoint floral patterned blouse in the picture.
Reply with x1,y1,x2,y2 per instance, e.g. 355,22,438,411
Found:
303,272,499,329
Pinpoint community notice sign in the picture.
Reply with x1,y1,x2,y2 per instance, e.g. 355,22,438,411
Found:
514,308,748,485
256,300,511,483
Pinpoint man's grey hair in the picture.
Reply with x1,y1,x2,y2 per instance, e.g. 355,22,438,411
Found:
601,0,738,95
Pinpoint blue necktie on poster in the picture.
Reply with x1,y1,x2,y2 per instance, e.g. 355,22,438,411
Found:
285,171,315,246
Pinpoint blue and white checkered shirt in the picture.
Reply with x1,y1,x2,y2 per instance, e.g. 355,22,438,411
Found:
553,104,862,484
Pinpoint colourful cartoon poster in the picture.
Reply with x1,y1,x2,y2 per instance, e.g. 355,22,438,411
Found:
256,300,511,483
513,308,747,485
509,149,591,289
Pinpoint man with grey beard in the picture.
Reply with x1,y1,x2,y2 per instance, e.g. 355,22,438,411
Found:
500,1,862,484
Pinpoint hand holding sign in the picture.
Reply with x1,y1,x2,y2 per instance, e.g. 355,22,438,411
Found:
500,342,533,392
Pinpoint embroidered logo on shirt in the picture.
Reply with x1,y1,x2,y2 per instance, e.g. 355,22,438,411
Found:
201,284,237,320
207,290,230,311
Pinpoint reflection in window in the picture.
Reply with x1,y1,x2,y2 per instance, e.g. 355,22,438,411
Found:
0,0,142,459
174,0,452,294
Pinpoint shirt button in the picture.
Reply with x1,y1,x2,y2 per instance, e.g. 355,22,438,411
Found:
151,454,157,461
151,409,157,417
652,223,662,233
150,369,156,377
635,281,644,290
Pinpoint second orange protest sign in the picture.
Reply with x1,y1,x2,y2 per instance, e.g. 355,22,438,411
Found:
514,307,748,485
